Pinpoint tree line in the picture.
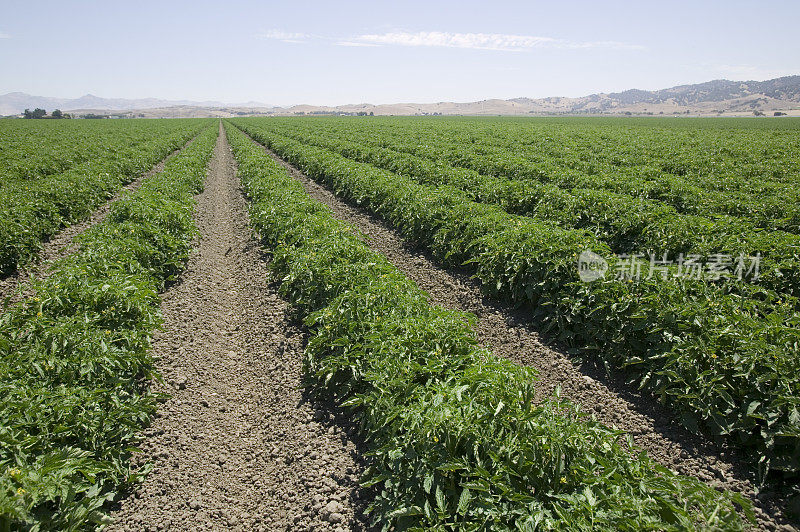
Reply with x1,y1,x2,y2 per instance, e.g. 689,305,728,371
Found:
23,108,72,119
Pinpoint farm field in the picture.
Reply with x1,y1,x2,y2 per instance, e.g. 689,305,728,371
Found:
233,117,800,474
1,116,799,530
0,119,214,275
0,120,218,528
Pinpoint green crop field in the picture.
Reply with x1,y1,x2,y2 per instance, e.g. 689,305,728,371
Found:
0,120,218,528
232,116,800,476
2,116,799,530
0,119,214,273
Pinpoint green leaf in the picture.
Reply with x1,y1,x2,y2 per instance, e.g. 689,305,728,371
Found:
457,488,471,515
435,485,446,513
424,474,433,494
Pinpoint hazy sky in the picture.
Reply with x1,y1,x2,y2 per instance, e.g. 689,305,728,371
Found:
1,0,798,106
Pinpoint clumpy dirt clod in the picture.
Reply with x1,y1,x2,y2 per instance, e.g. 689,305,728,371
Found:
108,125,372,531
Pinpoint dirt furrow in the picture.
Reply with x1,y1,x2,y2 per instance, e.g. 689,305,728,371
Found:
108,125,371,532
0,134,199,304
249,136,793,531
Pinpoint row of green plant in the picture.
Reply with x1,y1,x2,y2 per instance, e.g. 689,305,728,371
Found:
247,121,800,301
236,120,798,318
0,120,212,274
225,121,752,531
230,121,800,479
268,117,800,233
0,125,218,530
432,118,800,188
391,133,800,234
352,117,800,191
271,116,800,224
0,119,210,183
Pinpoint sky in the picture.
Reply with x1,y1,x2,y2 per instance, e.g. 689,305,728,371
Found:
0,0,798,106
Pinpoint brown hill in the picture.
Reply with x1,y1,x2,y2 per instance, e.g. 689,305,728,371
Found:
5,76,798,118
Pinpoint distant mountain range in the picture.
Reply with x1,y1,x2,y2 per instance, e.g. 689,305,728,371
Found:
508,76,800,114
2,76,799,118
0,93,269,116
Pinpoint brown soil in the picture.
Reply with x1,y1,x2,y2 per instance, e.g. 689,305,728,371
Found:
107,124,372,532
246,133,797,531
0,136,198,304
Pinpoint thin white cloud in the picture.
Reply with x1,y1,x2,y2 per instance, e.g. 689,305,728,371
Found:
0,31,11,39
335,41,381,48
255,29,310,43
349,31,644,52
255,29,644,52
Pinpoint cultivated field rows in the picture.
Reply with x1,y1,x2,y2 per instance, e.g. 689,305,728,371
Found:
262,120,800,301
1,123,219,527
266,117,800,231
223,122,755,530
108,124,370,531
0,119,214,274
239,124,786,528
232,118,800,480
0,132,203,305
1,117,798,530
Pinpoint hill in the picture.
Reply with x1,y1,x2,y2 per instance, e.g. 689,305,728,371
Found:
2,76,799,118
0,93,269,116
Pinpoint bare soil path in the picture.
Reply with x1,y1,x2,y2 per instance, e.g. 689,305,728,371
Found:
108,125,371,532
245,132,795,531
0,135,199,304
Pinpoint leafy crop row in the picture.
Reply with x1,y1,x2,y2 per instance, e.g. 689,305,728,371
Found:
0,119,213,274
254,122,800,301
271,117,800,232
0,125,217,530
0,120,207,183
230,120,800,478
225,122,751,530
